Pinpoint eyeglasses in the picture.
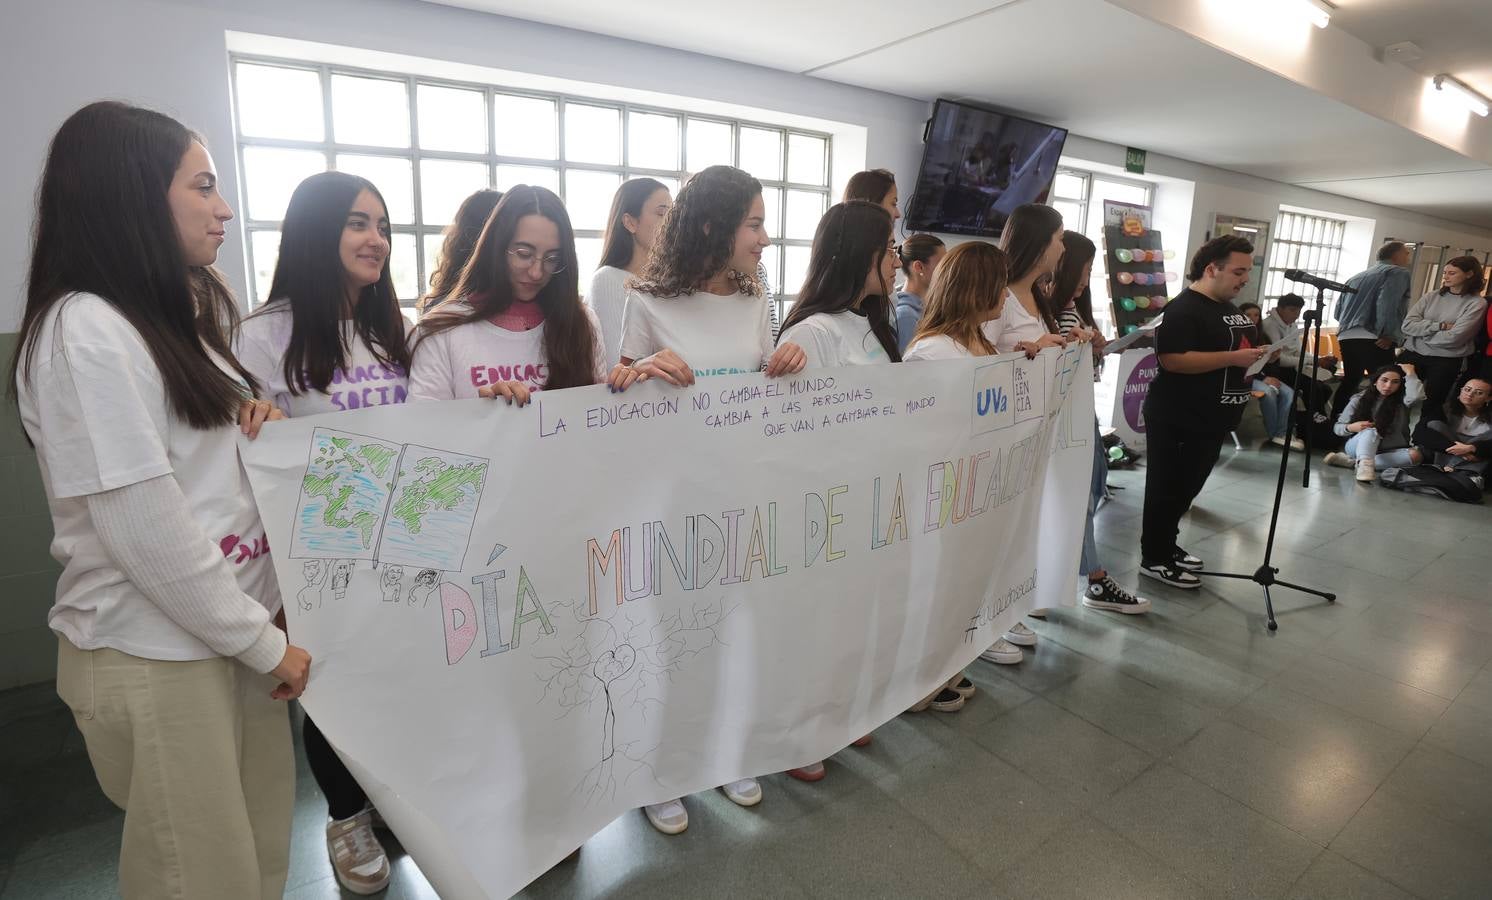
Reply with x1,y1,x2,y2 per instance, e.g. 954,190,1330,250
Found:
507,247,566,275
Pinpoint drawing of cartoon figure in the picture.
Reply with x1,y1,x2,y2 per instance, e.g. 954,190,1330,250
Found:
381,565,404,603
331,560,355,601
408,569,439,607
297,560,329,611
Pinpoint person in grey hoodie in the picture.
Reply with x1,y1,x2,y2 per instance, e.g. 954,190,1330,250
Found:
1324,364,1422,482
1400,256,1488,425
892,233,944,352
1331,242,1412,420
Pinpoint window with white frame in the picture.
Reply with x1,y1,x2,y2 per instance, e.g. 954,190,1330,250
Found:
229,56,832,318
1049,167,1154,336
1262,211,1347,311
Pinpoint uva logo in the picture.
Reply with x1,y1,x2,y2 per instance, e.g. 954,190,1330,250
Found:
976,386,1009,417
218,532,270,565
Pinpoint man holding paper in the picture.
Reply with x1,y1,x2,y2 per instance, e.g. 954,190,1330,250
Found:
1138,236,1266,589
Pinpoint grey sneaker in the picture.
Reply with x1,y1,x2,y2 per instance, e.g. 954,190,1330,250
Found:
326,810,390,896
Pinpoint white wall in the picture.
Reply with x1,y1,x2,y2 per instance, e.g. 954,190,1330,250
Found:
0,0,929,331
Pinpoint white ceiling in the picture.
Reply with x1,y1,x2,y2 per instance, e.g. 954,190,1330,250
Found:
422,0,1492,230
1328,0,1492,99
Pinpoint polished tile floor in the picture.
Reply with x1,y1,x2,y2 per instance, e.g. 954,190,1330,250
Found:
3,448,1490,899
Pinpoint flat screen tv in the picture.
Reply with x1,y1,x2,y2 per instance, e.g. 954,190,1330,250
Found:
904,99,1069,238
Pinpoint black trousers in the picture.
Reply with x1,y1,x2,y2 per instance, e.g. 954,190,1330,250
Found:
1275,366,1333,416
1405,353,1464,425
1141,418,1227,564
1332,338,1395,421
302,714,369,820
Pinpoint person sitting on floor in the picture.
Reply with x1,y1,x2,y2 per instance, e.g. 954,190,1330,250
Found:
1259,293,1337,419
1412,376,1492,483
1324,364,1422,482
1240,302,1301,450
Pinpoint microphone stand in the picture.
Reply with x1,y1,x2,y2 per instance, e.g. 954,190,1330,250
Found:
1195,285,1337,631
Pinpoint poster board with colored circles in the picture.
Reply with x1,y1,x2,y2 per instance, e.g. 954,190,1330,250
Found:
1102,213,1176,340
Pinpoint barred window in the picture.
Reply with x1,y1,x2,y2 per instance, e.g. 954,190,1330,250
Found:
1262,211,1347,311
230,56,833,320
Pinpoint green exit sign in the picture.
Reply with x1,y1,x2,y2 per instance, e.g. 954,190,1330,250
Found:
1125,147,1147,174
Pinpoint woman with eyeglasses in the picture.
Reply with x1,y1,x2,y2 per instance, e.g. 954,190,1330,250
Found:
1412,376,1492,481
411,185,639,404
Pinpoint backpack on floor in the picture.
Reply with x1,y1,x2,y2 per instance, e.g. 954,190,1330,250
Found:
1377,465,1485,504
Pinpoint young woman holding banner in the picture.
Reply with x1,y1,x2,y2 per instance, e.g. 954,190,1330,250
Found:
589,177,672,365
774,200,926,781
234,170,416,894
618,164,807,834
13,101,308,899
903,242,1031,668
1038,232,1150,615
410,186,639,404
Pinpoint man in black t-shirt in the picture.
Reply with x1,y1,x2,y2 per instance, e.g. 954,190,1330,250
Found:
1139,236,1267,588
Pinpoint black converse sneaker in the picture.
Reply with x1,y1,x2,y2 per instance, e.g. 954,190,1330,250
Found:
1172,547,1204,571
1082,577,1152,614
1140,560,1202,589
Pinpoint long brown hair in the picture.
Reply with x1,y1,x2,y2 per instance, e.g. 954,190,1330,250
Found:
632,166,762,298
1440,256,1486,297
780,201,900,360
421,188,503,310
844,169,896,205
12,101,255,429
911,242,1009,355
1041,230,1097,331
999,203,1063,332
599,177,668,271
416,186,598,389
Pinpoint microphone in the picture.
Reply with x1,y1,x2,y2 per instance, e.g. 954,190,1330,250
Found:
1283,269,1356,294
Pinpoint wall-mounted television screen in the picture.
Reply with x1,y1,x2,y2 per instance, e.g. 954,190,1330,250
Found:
904,99,1069,238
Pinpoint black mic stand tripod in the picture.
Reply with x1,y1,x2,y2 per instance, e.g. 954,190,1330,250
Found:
1195,285,1337,631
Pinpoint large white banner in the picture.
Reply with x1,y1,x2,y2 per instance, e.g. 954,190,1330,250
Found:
241,346,1094,899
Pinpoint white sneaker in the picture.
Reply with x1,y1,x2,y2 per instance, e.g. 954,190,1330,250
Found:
643,799,688,834
1288,436,1306,451
720,778,762,807
1323,451,1353,469
1355,456,1376,483
1028,607,1051,619
980,638,1024,665
326,810,390,896
1003,621,1038,646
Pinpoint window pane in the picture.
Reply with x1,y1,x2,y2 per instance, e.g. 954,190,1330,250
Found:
422,233,446,298
1052,172,1086,200
494,94,557,159
242,147,326,220
565,169,622,231
628,111,679,171
421,159,490,226
686,119,733,172
564,103,620,165
389,233,419,301
1053,199,1084,231
786,133,827,186
417,84,487,153
760,244,781,295
236,64,323,141
335,154,414,224
783,244,811,296
785,190,825,241
496,165,559,193
760,187,782,240
739,127,782,181
249,230,281,306
331,75,410,148
1093,178,1147,207
575,237,603,284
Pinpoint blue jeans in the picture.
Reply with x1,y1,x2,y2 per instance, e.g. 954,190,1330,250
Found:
1252,379,1295,439
1079,418,1106,576
1344,428,1417,468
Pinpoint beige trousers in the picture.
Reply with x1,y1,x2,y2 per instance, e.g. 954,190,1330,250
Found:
55,637,293,900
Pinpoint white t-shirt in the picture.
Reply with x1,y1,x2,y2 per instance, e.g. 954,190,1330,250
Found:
586,266,631,370
620,287,774,377
904,334,975,361
779,311,890,368
407,301,607,400
983,288,1049,353
16,293,281,660
234,305,413,417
